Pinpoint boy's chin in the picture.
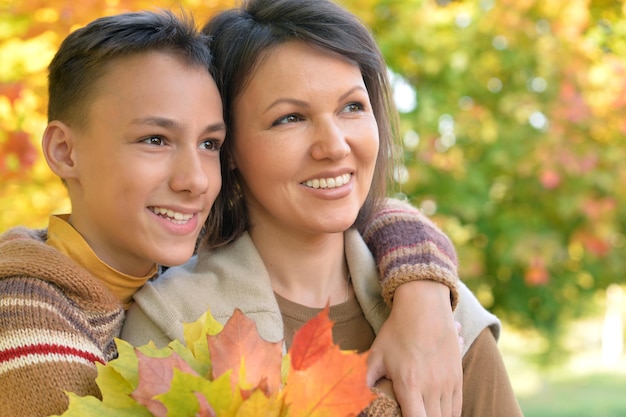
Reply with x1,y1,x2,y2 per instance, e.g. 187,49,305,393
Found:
156,248,196,268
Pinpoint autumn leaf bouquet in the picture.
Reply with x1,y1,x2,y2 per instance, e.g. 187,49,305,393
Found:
54,307,375,417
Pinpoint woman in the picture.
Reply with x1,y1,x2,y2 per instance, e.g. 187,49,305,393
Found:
123,1,523,416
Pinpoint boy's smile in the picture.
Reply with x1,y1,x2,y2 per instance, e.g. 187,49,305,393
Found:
60,52,225,276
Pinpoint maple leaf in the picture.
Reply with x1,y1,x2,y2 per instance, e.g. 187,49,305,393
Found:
158,369,221,417
284,307,375,417
185,308,224,363
208,308,283,395
162,371,243,416
56,307,373,417
231,389,285,417
289,306,334,371
131,350,200,417
95,362,137,409
194,392,217,417
284,346,373,417
50,393,151,417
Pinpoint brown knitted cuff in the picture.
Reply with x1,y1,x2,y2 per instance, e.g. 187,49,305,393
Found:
382,264,460,310
360,198,460,310
358,387,402,417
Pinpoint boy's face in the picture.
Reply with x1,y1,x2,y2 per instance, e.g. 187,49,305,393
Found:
64,52,225,275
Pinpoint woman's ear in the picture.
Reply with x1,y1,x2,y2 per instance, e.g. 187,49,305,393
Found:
42,121,79,180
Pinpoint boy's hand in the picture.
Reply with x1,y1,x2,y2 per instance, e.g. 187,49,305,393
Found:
367,280,463,417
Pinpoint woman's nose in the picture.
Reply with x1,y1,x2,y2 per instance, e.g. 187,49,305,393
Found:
310,119,350,161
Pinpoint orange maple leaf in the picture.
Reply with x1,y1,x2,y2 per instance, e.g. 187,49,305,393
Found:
289,306,335,371
285,307,375,417
131,350,199,417
208,308,283,396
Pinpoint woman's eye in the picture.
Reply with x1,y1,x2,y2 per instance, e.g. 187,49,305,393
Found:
342,102,364,113
142,136,165,146
273,113,303,126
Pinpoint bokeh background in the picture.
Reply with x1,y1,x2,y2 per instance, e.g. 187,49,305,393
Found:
1,0,625,415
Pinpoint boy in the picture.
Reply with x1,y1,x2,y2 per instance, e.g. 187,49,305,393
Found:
0,10,225,416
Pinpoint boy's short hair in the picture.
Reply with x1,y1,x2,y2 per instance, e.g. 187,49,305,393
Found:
47,10,212,129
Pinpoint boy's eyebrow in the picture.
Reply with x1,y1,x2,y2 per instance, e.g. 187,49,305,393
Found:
132,116,226,133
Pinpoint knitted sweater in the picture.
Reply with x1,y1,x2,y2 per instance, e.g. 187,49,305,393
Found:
360,198,459,309
0,227,124,417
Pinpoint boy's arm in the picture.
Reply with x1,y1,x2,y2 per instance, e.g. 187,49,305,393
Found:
359,197,463,417
359,197,459,308
0,277,111,417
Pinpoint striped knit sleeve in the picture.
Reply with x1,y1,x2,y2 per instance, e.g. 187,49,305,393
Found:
0,277,112,417
359,198,459,309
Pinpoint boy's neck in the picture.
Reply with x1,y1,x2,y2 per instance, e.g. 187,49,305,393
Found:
46,214,157,308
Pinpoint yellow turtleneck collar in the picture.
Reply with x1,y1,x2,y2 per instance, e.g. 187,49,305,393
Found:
46,214,157,309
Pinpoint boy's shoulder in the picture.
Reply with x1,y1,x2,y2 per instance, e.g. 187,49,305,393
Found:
0,225,48,245
0,224,122,310
0,225,67,281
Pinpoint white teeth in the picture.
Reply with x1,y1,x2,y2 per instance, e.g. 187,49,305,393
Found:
151,207,194,224
304,173,351,189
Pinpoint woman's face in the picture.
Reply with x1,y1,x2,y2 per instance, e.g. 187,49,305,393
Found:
230,41,379,237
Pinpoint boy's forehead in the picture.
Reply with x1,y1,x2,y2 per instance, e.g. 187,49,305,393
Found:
83,52,220,128
91,52,212,99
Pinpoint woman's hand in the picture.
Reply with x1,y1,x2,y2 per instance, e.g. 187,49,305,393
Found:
367,280,463,417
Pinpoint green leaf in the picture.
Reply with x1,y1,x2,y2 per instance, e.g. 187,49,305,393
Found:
52,392,151,417
107,338,140,388
169,338,210,377
95,363,136,409
159,369,240,416
184,309,223,375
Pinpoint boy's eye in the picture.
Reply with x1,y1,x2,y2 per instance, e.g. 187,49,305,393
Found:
273,113,303,126
142,136,165,146
201,139,222,151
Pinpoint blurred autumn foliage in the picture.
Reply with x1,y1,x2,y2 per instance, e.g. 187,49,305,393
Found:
1,0,625,359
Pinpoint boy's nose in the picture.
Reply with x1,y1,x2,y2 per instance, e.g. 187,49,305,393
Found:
169,151,211,196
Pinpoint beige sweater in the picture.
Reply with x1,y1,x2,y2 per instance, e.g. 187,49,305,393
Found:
123,228,502,416
123,229,498,355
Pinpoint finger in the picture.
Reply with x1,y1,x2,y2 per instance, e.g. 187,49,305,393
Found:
452,383,463,417
365,349,386,386
440,391,452,417
395,386,427,417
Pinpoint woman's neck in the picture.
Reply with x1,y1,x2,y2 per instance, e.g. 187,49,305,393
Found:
248,223,351,308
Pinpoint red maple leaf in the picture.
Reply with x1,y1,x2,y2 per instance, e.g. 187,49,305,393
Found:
289,306,335,371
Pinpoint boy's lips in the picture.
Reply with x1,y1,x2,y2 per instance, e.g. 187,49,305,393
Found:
149,206,195,224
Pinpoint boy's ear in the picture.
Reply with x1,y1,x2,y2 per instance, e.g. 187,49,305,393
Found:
42,121,79,180
228,154,237,170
